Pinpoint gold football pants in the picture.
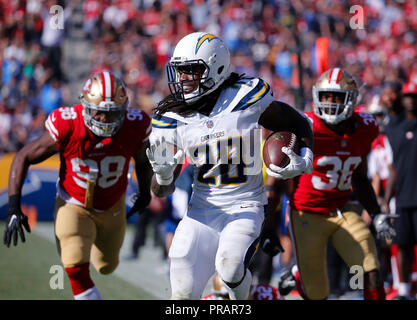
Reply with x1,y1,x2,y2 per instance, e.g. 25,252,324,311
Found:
288,203,379,300
53,196,126,274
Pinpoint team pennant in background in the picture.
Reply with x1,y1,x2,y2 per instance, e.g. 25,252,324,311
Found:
312,37,329,75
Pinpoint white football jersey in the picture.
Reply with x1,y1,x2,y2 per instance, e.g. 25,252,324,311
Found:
150,77,273,208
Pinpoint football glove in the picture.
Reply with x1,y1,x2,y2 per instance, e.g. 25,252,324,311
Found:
278,267,297,296
266,147,313,180
373,213,399,241
146,136,184,185
126,193,151,219
260,228,285,257
3,195,31,247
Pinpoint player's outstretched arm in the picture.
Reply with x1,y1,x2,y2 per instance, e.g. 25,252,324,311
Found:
352,158,398,240
382,163,396,213
127,140,154,219
4,131,58,247
260,175,285,256
352,157,381,217
259,101,314,179
150,165,182,198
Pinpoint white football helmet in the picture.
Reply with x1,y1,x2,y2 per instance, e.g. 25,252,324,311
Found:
312,68,358,124
167,32,231,103
79,71,128,137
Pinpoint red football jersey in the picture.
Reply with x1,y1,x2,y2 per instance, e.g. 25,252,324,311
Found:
291,111,379,215
45,104,151,210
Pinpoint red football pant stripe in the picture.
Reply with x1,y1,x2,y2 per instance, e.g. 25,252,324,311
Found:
294,270,310,300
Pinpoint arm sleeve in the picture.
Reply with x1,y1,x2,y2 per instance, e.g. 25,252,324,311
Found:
44,108,70,149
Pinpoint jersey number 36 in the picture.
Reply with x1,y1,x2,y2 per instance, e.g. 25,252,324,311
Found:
312,156,361,191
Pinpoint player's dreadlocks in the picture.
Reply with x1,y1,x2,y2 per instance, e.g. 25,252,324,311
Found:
154,72,245,117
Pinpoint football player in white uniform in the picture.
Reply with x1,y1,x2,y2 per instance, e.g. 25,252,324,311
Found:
147,32,314,300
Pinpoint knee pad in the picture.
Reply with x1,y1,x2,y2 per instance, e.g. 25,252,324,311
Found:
222,270,246,289
216,254,245,285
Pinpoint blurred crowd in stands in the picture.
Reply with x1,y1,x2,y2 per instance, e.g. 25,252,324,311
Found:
0,0,416,150
1,0,416,152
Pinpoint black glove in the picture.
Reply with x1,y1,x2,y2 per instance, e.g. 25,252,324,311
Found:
126,193,151,219
372,213,399,241
259,227,284,257
3,195,31,247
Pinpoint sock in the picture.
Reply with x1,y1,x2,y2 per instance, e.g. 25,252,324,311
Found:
74,286,102,300
398,282,411,297
65,262,97,299
224,270,253,300
364,286,386,300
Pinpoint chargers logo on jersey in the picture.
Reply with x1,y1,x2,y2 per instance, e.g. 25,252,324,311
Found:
232,79,271,112
151,115,178,129
195,34,218,54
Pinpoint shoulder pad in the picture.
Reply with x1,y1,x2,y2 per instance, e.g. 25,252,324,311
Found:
232,78,272,112
152,114,178,129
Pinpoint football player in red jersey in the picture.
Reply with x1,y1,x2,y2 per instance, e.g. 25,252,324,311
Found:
3,71,153,300
274,68,397,300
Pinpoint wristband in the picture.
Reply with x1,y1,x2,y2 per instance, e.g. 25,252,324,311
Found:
300,147,313,173
300,147,313,161
265,185,281,192
156,174,173,186
8,194,21,213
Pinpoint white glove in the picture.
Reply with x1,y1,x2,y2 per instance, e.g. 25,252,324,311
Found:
146,137,184,185
266,147,313,180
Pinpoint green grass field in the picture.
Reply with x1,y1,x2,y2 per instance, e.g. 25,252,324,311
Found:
0,222,156,300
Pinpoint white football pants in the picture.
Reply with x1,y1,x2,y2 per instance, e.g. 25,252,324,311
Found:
168,203,264,300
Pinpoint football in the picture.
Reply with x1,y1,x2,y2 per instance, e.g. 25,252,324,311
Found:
263,131,300,168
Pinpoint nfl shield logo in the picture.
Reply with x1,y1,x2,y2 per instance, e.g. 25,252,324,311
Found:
341,140,347,147
206,120,214,128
